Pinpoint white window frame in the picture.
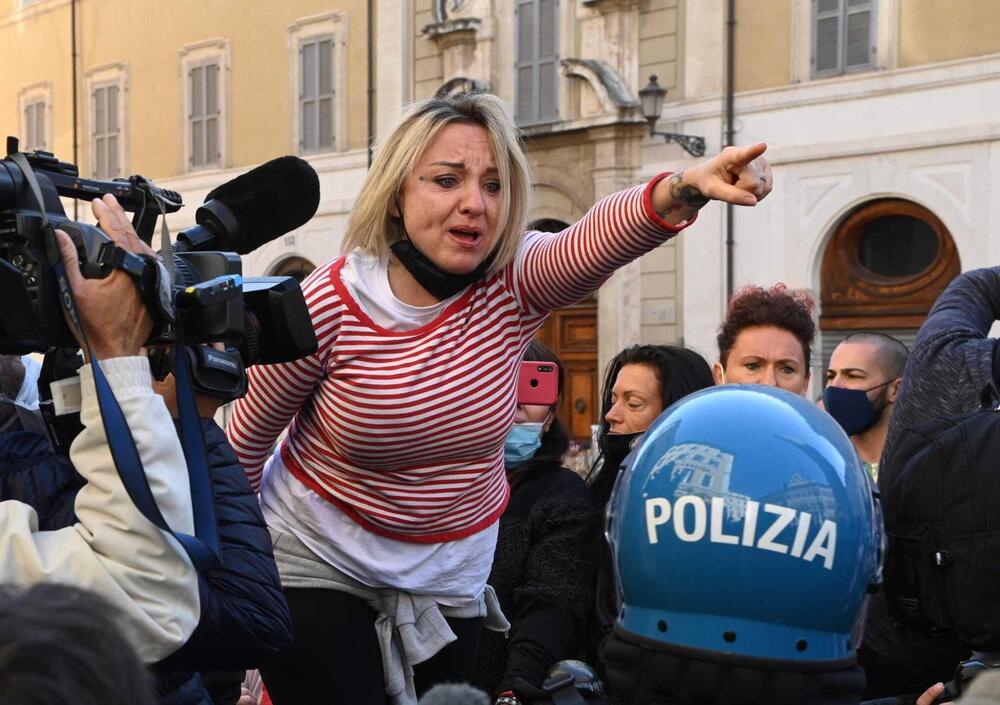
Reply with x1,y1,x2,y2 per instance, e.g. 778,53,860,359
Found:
288,11,348,155
812,0,877,78
179,39,230,172
18,82,51,152
299,35,336,153
84,63,128,180
515,0,560,127
792,0,897,83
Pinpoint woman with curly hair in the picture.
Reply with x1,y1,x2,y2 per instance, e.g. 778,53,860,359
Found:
713,283,816,396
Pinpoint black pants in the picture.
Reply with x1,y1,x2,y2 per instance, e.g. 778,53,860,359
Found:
261,588,484,705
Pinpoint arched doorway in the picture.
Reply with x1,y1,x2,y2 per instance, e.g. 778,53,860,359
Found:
819,198,960,371
529,219,599,452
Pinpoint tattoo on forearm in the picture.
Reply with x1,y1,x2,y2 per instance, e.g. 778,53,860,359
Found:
667,171,710,210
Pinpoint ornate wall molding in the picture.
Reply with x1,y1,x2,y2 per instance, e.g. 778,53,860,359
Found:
561,58,640,117
435,76,491,96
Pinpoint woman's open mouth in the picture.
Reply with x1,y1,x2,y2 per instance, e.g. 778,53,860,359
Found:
448,227,482,247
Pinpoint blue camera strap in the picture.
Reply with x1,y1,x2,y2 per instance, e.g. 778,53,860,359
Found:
11,150,221,570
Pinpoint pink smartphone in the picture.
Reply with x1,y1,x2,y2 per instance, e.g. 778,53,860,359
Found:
517,361,559,406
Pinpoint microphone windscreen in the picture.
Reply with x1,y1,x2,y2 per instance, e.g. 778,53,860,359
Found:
418,683,491,705
205,155,320,254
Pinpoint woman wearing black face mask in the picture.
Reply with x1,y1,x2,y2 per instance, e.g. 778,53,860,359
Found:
227,92,772,705
587,345,715,509
584,345,714,679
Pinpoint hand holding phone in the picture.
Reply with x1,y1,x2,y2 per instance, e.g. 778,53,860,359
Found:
517,361,559,407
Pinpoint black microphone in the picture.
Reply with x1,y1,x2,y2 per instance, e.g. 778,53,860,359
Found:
418,683,491,705
175,155,320,254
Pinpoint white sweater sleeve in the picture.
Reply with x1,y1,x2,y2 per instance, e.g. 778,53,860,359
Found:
0,355,200,663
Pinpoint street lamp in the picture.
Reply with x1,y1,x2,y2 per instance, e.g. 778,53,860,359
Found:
638,75,706,158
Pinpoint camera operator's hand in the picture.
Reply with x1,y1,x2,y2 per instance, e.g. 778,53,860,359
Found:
916,682,948,705
54,194,157,361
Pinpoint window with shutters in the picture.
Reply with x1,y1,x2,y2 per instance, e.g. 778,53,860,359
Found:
299,37,335,153
515,0,559,126
91,83,121,179
288,12,346,154
24,101,45,150
812,0,877,78
180,40,229,172
18,84,50,152
85,65,127,180
188,62,221,168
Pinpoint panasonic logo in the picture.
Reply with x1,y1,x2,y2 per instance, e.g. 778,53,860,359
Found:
644,495,837,570
206,352,240,371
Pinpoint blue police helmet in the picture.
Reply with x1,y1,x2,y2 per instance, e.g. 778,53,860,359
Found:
606,384,883,663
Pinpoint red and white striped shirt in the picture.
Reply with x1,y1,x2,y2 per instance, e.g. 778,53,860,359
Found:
227,175,689,542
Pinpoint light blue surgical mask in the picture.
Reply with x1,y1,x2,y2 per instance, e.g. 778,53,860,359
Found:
504,422,545,469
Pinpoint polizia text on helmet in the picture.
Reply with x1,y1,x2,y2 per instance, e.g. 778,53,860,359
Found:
644,496,837,570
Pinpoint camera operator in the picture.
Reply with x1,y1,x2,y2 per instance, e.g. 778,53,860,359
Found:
0,193,199,662
1,344,293,705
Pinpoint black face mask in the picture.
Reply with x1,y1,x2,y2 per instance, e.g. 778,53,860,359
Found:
603,431,644,470
390,238,494,301
590,432,644,509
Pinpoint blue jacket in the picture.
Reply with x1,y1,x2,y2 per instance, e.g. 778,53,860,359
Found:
0,430,83,531
0,419,293,705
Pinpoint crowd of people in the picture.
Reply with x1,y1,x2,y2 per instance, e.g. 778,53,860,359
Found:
1,90,998,705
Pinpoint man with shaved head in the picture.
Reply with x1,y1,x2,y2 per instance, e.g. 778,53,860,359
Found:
823,332,909,481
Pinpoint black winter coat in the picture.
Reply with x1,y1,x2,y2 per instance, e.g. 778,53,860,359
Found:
0,419,293,705
472,460,600,697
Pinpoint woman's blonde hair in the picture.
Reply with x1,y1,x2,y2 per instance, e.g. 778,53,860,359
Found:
340,92,533,272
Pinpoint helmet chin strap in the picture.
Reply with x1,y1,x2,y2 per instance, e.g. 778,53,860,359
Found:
602,628,866,705
389,213,495,301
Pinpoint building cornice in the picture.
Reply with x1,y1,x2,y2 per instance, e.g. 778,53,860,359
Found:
664,52,1000,123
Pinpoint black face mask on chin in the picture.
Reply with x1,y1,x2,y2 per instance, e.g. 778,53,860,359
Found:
591,431,645,508
603,432,644,473
389,238,494,301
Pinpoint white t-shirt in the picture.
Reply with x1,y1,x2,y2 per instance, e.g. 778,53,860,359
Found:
261,251,498,604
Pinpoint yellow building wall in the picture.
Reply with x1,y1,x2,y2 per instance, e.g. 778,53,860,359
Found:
1,0,369,181
1,2,71,152
640,0,680,95
413,0,443,101
899,0,1000,67
734,0,793,93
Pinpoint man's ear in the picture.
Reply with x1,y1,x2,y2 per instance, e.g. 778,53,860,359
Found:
712,362,725,385
888,377,903,403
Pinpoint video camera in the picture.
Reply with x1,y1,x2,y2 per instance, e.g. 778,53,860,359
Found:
0,138,319,406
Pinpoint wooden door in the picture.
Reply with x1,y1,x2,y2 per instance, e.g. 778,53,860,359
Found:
819,198,959,370
536,299,599,444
